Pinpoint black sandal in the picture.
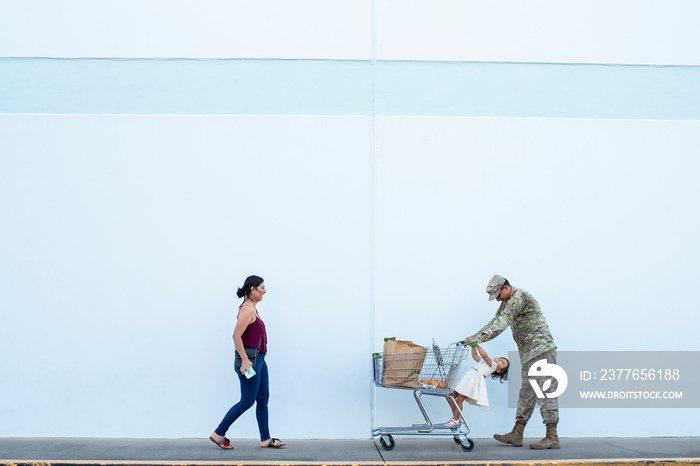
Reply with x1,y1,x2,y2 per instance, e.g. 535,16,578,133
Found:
261,437,286,448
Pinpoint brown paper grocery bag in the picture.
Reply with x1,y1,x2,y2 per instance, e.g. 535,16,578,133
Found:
381,339,427,389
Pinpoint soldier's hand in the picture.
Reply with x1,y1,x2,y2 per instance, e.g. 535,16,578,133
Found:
464,336,477,344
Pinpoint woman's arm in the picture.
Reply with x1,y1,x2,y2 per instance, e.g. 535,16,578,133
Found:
233,305,256,374
476,344,493,368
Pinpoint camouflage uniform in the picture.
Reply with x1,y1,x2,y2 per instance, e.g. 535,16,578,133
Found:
473,280,559,425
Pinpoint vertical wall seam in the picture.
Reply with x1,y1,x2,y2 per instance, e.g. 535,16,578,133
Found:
369,0,378,435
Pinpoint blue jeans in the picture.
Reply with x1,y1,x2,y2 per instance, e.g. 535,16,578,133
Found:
215,354,270,441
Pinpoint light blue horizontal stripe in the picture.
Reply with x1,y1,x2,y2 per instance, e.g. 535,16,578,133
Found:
376,61,700,120
1,58,699,119
0,58,373,115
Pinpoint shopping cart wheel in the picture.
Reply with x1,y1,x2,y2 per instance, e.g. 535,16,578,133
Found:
380,435,395,451
459,437,474,452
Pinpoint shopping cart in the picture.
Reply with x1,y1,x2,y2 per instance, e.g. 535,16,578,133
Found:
372,340,474,451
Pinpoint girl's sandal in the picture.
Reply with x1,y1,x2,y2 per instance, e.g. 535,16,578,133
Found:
444,418,460,428
261,438,286,448
210,436,234,450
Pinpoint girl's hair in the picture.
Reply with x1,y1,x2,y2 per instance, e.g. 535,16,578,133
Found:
236,275,264,299
491,357,510,383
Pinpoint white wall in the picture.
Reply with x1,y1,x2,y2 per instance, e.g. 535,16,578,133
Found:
376,0,700,65
0,115,372,438
372,117,700,437
0,0,371,59
2,0,699,64
2,0,699,440
2,115,698,438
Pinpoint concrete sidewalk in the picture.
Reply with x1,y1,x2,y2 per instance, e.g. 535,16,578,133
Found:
1,437,699,465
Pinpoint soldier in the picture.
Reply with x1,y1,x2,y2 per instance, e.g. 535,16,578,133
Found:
464,274,560,449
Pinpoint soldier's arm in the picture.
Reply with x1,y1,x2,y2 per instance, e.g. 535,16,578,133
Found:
471,302,518,343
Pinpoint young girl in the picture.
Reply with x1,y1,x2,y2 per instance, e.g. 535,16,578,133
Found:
445,343,509,427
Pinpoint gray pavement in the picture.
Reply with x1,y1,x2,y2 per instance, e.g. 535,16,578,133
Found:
1,437,700,464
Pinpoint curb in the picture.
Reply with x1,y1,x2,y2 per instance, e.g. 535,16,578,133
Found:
3,459,700,466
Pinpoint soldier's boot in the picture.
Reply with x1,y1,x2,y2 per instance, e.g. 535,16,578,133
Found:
493,421,526,447
529,423,560,449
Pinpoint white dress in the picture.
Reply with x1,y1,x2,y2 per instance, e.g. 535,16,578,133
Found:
452,359,497,409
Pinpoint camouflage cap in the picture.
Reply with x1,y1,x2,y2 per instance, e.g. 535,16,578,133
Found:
486,274,506,301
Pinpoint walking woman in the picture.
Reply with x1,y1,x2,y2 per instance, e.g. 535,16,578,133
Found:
209,275,286,450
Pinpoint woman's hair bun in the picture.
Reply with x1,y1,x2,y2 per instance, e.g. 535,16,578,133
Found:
236,275,264,300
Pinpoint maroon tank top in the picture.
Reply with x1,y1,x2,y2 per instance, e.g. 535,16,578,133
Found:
241,313,267,355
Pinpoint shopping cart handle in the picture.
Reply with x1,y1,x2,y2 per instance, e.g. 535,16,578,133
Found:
459,340,478,347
